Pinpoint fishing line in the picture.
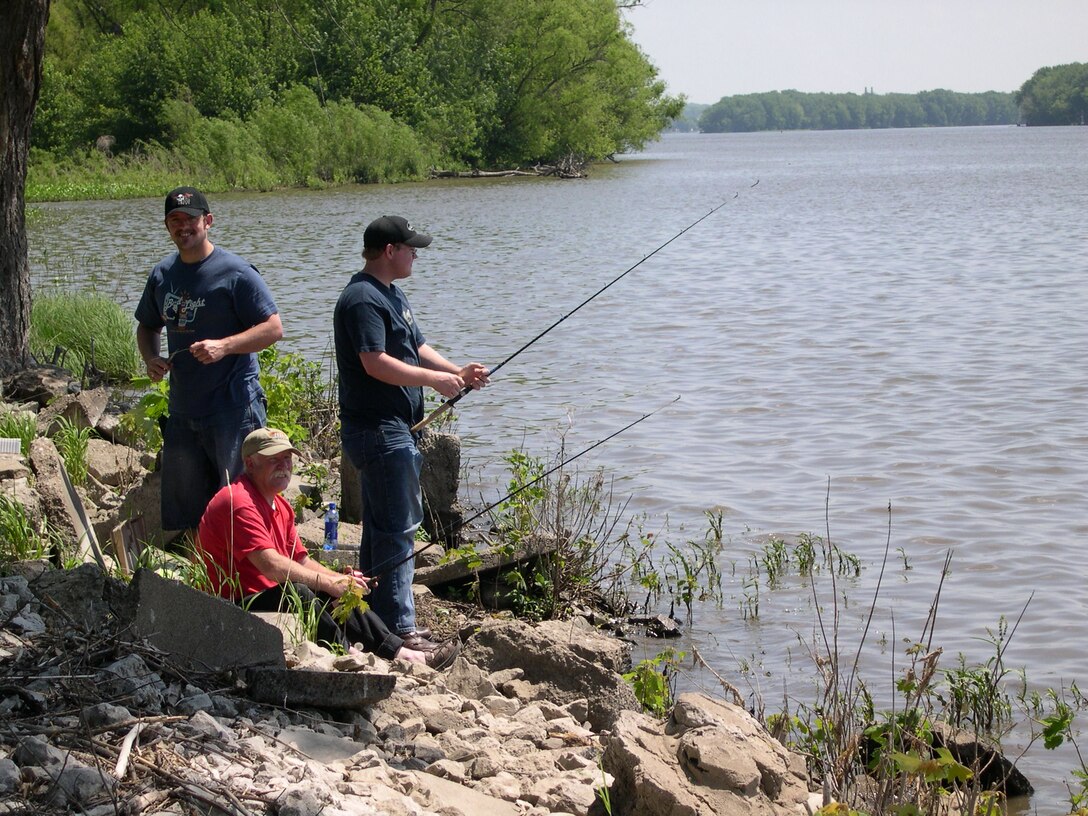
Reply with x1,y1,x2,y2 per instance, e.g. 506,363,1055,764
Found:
411,185,756,432
369,395,682,581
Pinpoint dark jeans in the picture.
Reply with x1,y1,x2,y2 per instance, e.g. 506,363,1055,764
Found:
243,581,404,660
161,394,267,531
341,422,423,635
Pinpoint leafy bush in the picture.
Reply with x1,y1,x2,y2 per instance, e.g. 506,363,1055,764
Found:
258,346,339,457
121,376,170,453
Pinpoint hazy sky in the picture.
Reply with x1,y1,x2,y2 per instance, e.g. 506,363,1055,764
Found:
623,1,1088,104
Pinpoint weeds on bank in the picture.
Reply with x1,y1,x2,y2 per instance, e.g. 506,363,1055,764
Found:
121,376,170,452
293,462,332,515
258,346,340,458
750,499,1047,815
624,648,686,717
459,443,735,625
451,439,643,621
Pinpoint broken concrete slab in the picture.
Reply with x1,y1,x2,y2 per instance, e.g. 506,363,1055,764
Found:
273,725,375,763
418,431,463,544
36,388,109,437
2,365,74,408
245,667,395,711
127,570,285,671
85,438,151,488
408,769,524,816
28,437,110,570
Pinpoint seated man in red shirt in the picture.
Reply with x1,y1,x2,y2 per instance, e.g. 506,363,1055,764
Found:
197,427,459,669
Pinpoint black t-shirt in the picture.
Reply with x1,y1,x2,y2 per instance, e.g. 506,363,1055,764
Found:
333,272,426,427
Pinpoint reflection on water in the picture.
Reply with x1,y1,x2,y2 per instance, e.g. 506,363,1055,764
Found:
28,127,1088,804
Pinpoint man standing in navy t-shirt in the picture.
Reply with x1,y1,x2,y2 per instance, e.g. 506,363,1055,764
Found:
333,215,488,650
135,187,283,542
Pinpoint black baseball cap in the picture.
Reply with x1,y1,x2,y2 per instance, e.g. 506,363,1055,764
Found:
165,186,210,217
363,215,432,249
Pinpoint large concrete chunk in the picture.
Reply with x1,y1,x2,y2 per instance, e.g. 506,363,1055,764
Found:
127,569,285,671
601,694,812,816
246,667,395,710
461,618,638,731
36,388,109,438
418,431,463,544
3,365,73,408
28,437,109,569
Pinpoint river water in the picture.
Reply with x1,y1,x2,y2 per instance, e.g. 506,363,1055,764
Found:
28,126,1087,808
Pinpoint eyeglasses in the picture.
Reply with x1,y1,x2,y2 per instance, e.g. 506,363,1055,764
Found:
398,244,418,258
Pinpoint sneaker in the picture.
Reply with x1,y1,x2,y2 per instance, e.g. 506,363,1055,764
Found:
424,638,461,671
399,632,439,652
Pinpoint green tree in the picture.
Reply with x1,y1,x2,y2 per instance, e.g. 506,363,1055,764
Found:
1017,62,1088,126
30,0,682,181
698,89,1018,134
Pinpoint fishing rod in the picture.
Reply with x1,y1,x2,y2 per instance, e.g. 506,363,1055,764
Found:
369,395,682,580
411,188,753,433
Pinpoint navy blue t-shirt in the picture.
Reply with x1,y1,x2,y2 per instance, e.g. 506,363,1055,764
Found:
333,272,426,428
135,247,278,417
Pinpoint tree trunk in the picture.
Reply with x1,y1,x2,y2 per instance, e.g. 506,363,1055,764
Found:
0,0,50,377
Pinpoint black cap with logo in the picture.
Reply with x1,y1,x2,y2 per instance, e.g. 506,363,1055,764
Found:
165,186,210,217
363,215,432,249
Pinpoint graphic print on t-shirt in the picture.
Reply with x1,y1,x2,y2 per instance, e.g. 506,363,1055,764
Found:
163,288,206,330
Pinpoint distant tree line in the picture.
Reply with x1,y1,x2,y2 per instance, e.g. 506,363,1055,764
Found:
698,89,1018,133
29,0,681,190
1016,63,1088,126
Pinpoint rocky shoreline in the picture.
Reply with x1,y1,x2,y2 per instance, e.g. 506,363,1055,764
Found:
1,366,1035,814
0,562,817,815
0,366,819,815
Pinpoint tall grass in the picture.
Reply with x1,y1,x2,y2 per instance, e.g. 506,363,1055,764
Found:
30,291,140,382
53,417,92,487
0,495,47,561
0,411,37,456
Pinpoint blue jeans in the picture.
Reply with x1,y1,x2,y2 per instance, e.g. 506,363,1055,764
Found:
161,394,267,531
341,422,422,635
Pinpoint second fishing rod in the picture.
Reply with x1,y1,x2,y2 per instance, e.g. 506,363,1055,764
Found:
363,396,681,582
411,193,747,433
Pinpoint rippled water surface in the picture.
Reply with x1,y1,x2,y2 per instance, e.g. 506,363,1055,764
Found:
29,127,1088,806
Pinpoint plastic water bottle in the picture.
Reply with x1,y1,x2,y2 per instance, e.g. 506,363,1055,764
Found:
323,502,338,551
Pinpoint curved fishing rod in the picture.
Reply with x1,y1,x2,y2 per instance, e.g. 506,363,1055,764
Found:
411,188,754,433
369,395,682,581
